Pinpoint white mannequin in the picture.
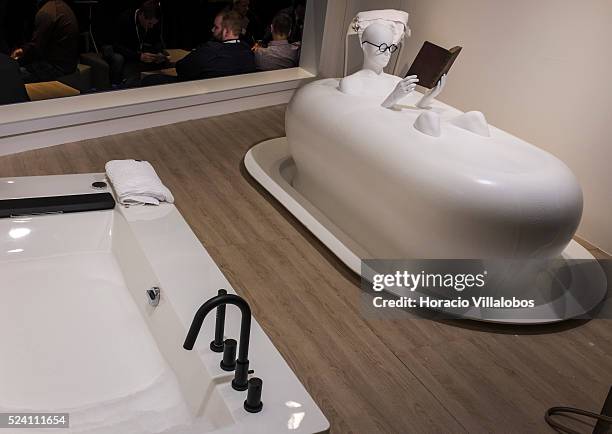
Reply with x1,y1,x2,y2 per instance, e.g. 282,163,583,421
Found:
339,23,446,109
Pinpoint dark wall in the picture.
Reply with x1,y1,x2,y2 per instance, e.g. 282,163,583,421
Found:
0,0,36,54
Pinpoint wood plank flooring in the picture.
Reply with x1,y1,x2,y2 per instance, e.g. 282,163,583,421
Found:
1,104,610,434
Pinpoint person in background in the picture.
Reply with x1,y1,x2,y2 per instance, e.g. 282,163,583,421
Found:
108,0,169,85
280,0,306,43
10,0,79,83
254,12,300,71
258,0,306,48
232,0,264,45
232,0,249,16
0,53,29,105
175,9,255,81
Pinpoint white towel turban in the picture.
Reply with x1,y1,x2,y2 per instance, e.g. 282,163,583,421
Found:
351,9,411,46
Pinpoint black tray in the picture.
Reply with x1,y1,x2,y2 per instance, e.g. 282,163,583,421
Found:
0,193,116,218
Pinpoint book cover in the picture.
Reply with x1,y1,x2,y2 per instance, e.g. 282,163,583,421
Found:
406,41,462,89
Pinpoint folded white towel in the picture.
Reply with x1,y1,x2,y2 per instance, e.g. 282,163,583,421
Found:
352,9,410,45
105,160,174,206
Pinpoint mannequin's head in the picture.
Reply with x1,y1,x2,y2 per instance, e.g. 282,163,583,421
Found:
360,23,396,72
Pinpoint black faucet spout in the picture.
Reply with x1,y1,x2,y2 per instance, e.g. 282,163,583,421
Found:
183,293,253,390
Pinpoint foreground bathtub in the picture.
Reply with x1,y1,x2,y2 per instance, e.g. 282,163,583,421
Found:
0,174,329,434
285,79,583,259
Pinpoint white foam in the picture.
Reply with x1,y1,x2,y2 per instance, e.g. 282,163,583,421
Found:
0,251,199,434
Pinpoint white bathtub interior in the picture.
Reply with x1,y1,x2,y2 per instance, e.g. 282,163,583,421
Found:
0,173,329,434
0,210,230,433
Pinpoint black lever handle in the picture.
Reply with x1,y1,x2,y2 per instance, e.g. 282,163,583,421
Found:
220,339,237,371
244,377,263,413
210,289,227,352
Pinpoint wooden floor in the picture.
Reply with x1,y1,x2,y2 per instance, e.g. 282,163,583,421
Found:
1,105,610,433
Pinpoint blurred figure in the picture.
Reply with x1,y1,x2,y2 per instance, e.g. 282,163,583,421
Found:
0,53,29,105
10,0,79,83
107,0,168,85
260,0,306,47
232,0,249,16
282,0,306,43
254,12,300,71
232,0,264,45
176,9,255,81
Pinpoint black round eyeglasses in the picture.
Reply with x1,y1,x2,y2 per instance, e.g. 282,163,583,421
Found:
361,41,398,54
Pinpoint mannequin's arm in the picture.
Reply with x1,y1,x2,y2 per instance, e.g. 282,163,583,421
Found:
381,75,419,108
416,75,447,109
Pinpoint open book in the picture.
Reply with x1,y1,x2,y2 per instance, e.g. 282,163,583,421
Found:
406,41,462,89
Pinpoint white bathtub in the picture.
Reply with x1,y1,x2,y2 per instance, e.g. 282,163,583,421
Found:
0,174,329,434
244,80,607,323
285,79,583,259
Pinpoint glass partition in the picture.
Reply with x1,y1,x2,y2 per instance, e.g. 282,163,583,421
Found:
0,0,308,105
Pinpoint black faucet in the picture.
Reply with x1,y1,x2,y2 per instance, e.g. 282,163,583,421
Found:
183,292,252,391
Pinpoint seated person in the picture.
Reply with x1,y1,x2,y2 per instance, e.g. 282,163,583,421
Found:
0,53,29,105
176,9,256,81
232,0,264,46
254,12,300,71
262,0,306,45
285,0,306,43
10,0,78,83
109,0,169,85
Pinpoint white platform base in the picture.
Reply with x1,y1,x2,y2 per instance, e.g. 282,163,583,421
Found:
245,137,608,324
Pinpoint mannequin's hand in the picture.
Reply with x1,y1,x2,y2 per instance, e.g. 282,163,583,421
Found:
381,75,419,108
417,74,447,109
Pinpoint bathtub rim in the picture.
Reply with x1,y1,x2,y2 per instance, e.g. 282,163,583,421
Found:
244,137,607,324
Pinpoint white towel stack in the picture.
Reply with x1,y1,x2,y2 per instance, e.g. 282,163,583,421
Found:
105,160,174,206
